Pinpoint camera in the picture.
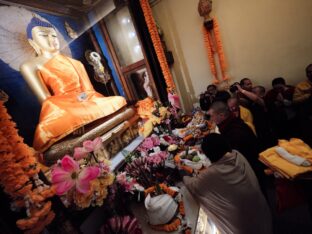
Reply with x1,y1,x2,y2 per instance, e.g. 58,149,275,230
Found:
229,82,240,93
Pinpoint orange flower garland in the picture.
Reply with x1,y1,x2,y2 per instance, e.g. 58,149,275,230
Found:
140,0,176,93
203,25,218,84
0,101,55,233
202,17,229,83
144,183,191,233
213,18,229,81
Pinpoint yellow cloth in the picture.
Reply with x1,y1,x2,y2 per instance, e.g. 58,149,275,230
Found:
259,138,312,179
278,139,312,161
293,80,312,103
239,105,256,135
34,54,127,152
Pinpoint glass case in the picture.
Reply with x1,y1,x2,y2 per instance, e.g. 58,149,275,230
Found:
102,4,159,102
105,6,144,67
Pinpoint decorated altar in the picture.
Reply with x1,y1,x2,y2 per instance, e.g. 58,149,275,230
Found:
54,97,217,234
0,1,219,233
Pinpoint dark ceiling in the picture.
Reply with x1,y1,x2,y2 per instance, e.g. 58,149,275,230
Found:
0,0,106,18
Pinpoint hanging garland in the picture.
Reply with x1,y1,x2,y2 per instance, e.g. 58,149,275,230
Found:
202,25,218,84
202,17,229,84
139,0,176,93
0,101,55,233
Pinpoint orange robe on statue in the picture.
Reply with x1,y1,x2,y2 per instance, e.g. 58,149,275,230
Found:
33,54,127,152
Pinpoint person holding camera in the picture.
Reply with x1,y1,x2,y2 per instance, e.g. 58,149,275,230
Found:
200,84,231,111
231,78,276,150
199,84,217,111
230,78,265,108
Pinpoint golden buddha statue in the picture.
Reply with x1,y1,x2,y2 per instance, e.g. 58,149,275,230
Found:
20,17,127,152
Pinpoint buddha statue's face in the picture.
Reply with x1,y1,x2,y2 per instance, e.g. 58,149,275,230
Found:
30,26,60,54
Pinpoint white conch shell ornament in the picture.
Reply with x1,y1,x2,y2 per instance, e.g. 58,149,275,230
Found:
85,50,111,84
144,193,178,225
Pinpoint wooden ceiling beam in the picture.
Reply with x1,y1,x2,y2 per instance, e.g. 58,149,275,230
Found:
0,0,83,18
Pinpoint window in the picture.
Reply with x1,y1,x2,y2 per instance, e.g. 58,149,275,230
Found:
101,5,159,102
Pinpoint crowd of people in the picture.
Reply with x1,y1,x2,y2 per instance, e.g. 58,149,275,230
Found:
200,64,312,148
187,64,312,233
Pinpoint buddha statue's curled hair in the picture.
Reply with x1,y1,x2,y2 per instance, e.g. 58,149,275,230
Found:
26,16,54,39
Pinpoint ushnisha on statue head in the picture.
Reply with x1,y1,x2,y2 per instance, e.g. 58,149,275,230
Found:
26,16,60,56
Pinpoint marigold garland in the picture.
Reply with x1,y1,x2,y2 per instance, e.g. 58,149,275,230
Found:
202,17,229,83
203,26,218,84
0,101,55,233
213,18,229,81
140,0,176,93
144,183,191,233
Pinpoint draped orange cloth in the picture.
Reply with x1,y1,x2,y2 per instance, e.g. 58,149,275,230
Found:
33,54,127,152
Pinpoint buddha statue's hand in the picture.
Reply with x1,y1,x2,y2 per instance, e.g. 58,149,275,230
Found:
77,92,88,102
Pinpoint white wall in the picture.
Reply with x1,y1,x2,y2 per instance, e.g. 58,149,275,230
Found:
152,0,312,112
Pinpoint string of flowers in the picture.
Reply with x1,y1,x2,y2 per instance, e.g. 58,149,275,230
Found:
139,0,176,93
202,26,218,84
202,17,229,83
0,101,55,234
213,18,229,81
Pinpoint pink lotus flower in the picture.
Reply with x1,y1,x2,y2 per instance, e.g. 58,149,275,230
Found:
73,137,103,160
83,137,102,152
168,93,181,109
73,147,88,160
52,155,100,195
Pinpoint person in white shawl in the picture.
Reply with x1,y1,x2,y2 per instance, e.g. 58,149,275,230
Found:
183,133,272,234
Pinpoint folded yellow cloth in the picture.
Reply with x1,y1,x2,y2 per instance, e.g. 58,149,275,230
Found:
278,138,312,161
259,138,312,179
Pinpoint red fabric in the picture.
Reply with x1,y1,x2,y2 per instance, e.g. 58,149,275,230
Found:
275,178,305,213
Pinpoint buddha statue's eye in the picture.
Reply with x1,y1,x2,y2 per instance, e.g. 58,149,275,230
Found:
39,33,48,37
51,34,57,38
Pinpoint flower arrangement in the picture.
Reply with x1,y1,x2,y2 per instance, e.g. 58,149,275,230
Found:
147,151,169,165
0,101,55,234
136,135,160,156
144,183,191,233
116,172,140,194
51,137,114,209
136,99,172,137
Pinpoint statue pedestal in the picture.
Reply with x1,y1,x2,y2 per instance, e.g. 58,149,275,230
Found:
43,106,139,165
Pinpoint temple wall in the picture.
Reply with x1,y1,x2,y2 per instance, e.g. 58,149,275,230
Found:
152,0,312,112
